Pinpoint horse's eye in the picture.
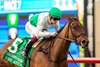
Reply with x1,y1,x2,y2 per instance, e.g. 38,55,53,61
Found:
71,23,76,27
73,26,79,30
73,27,76,29
71,22,79,30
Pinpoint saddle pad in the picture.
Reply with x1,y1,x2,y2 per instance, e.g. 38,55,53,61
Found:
3,37,34,67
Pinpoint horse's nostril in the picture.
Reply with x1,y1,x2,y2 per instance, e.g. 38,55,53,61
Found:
81,40,89,47
82,40,86,44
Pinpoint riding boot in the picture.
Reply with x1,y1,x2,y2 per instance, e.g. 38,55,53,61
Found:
21,36,38,59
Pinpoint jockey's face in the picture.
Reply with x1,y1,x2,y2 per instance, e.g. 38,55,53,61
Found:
49,16,60,24
50,19,59,24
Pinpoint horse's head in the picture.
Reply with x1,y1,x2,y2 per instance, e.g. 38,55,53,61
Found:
67,17,89,48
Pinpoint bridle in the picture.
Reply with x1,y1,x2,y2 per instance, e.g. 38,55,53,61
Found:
69,20,86,44
55,19,86,67
56,19,86,44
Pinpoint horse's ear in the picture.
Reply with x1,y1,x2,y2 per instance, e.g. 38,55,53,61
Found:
73,15,79,20
67,15,79,23
74,15,78,19
67,17,74,23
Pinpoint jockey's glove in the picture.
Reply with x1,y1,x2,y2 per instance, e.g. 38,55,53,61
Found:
49,32,58,37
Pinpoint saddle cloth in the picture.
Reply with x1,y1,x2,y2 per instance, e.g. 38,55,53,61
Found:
3,37,42,67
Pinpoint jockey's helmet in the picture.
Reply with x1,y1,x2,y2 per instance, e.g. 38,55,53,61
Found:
49,7,62,19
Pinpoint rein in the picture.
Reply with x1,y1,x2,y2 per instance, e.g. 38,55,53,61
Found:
56,20,82,67
56,36,78,67
68,51,79,67
55,36,74,42
38,18,84,67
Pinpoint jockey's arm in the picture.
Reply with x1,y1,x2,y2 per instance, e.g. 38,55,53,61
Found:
54,21,60,32
32,19,51,38
32,17,59,38
34,25,51,38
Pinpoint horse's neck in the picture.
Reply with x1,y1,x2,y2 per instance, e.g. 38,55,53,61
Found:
51,24,71,61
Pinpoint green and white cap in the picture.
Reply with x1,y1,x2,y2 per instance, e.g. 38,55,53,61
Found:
49,7,62,18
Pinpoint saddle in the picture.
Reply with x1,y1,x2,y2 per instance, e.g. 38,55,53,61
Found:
32,39,42,48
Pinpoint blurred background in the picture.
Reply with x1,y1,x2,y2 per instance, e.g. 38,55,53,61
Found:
0,0,100,67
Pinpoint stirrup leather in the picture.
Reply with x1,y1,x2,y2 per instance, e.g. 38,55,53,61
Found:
21,51,29,60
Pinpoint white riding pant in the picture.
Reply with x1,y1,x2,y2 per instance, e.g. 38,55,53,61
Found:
25,21,39,38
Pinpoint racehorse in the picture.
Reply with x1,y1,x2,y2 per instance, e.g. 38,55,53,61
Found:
0,17,89,67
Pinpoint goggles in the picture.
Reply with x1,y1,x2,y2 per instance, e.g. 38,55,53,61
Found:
51,17,60,21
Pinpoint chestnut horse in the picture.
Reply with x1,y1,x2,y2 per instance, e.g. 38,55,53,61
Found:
0,17,89,67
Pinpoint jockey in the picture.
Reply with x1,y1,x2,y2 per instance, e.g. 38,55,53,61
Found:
21,7,62,58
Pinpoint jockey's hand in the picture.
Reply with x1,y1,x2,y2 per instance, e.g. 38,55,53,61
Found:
49,32,58,37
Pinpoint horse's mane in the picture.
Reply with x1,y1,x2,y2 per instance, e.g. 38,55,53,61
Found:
58,20,68,33
42,21,67,42
57,17,78,33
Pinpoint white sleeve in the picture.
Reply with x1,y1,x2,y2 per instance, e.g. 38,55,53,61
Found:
54,21,60,32
35,19,51,38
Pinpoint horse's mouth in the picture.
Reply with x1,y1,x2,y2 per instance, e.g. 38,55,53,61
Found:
81,44,87,48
